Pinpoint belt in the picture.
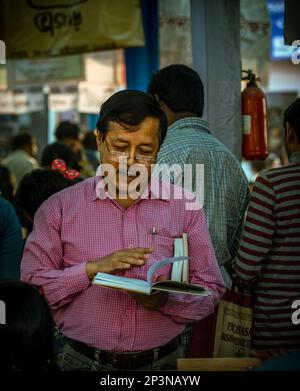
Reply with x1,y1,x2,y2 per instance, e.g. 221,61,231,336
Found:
65,336,180,370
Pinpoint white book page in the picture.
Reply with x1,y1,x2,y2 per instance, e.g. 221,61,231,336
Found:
182,233,189,282
171,238,184,282
94,273,151,294
146,256,188,284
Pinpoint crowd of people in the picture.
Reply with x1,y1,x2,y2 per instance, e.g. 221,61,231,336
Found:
0,64,299,371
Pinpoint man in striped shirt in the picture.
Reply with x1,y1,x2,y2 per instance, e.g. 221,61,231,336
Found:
235,98,300,350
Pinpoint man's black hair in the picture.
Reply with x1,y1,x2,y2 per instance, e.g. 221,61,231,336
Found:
11,133,34,151
41,142,81,170
147,64,204,117
15,169,78,220
96,90,168,146
283,97,300,143
83,131,97,150
55,121,80,141
0,280,56,370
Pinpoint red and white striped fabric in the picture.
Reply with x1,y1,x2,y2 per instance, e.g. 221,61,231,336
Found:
236,152,300,349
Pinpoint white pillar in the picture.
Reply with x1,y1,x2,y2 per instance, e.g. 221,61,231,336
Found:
191,0,242,159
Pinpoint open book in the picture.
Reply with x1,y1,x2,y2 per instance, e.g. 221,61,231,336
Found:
93,256,211,296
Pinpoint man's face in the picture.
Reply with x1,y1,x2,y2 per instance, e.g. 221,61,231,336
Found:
97,116,160,199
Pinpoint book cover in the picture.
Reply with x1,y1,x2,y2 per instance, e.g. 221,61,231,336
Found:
93,256,211,296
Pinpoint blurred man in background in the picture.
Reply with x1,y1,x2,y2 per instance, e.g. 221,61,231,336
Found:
55,121,94,177
148,64,249,355
148,65,249,284
2,133,38,186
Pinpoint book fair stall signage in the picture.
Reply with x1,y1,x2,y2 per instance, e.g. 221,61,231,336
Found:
8,55,83,86
0,0,145,59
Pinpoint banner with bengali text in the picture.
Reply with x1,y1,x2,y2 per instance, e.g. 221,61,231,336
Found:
0,0,144,59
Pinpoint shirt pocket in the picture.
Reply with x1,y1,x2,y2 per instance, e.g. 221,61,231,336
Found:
146,234,174,282
152,234,174,259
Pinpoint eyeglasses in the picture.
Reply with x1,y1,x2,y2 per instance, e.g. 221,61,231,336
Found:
104,139,156,165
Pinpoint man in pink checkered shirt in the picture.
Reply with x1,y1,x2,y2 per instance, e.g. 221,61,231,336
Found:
21,90,225,370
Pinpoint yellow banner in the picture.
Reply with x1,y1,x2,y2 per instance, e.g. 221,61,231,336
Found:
1,0,145,59
0,67,7,89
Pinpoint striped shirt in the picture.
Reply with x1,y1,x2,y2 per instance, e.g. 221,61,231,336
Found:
21,176,225,352
236,151,300,349
154,117,249,267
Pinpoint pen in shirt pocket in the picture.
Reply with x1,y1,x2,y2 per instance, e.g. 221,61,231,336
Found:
151,226,156,249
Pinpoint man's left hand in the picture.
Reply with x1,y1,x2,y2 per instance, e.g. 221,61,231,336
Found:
131,275,169,310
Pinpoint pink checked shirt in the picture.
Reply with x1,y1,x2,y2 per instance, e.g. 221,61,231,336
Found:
21,177,225,352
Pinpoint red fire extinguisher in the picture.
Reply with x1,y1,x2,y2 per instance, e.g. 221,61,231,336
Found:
242,69,268,160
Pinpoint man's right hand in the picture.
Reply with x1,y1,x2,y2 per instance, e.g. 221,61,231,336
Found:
86,247,153,280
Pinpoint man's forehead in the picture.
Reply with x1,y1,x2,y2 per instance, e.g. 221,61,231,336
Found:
107,118,160,140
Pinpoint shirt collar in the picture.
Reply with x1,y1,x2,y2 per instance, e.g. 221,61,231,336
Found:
168,117,211,135
92,174,171,202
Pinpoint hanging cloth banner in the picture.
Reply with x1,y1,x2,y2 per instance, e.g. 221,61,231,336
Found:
9,55,83,86
0,0,145,59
